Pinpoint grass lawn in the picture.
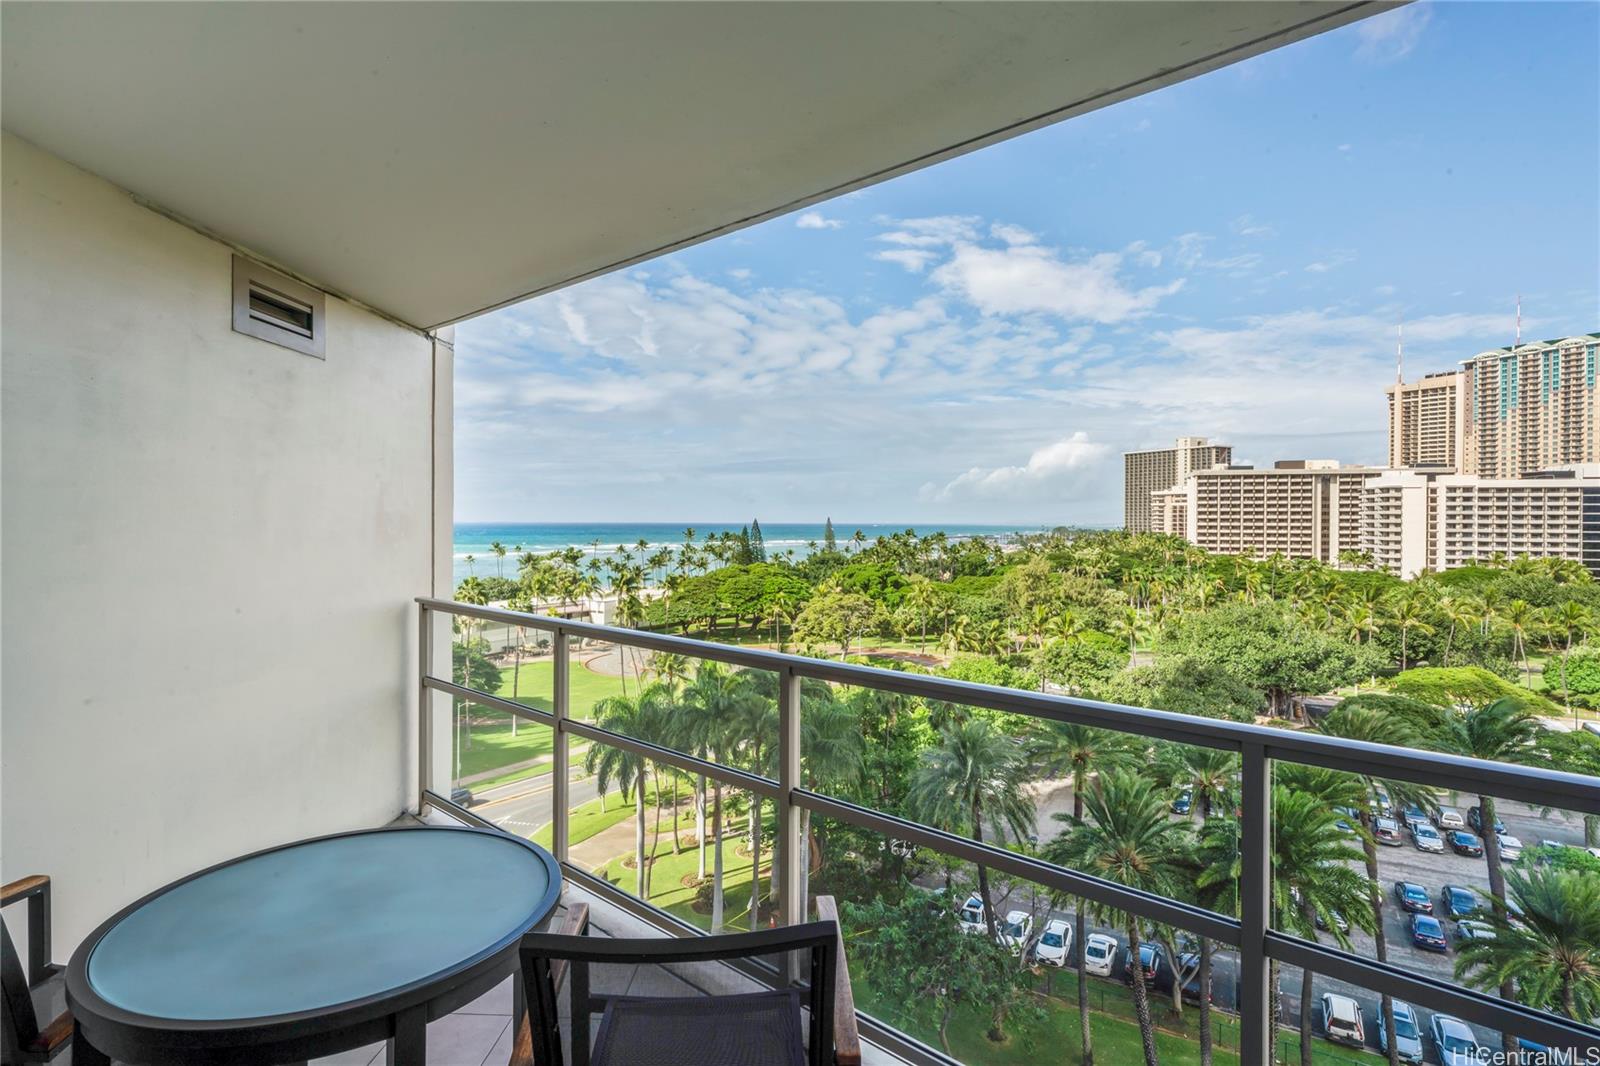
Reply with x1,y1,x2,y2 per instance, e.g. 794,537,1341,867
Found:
858,971,1382,1066
530,786,682,850
592,824,767,933
452,659,631,780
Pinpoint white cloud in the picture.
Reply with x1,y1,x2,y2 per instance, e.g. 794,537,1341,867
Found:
796,211,843,230
923,432,1110,502
1171,232,1210,270
1354,4,1431,63
1231,214,1277,238
1305,250,1357,273
932,243,1183,324
1337,143,1353,153
874,249,938,273
727,268,753,281
990,223,1038,246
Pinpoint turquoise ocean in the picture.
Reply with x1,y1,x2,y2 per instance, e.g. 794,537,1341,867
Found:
452,522,1042,585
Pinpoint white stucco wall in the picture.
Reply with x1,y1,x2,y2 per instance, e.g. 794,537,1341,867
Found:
1,132,438,952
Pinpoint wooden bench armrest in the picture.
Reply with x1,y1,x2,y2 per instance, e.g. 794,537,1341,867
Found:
548,902,590,993
0,875,49,907
814,896,861,1066
29,1011,73,1056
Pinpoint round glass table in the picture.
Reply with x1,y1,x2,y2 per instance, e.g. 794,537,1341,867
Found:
65,826,561,1065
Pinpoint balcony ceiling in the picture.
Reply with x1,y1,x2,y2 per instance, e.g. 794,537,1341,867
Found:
2,2,1384,330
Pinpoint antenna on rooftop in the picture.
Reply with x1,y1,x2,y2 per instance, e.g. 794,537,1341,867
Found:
1396,319,1403,384
1515,293,1522,348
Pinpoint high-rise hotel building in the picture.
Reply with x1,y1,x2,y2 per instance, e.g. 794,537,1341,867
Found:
1123,436,1232,532
1386,370,1467,470
1461,335,1599,477
1151,461,1378,564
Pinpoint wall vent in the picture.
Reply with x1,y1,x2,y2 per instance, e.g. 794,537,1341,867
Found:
232,256,325,358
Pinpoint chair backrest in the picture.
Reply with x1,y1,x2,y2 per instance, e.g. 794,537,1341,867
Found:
2,917,42,1063
520,915,838,1066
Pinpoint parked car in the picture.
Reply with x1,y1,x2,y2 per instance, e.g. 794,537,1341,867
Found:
1440,884,1479,921
1467,805,1506,835
1401,802,1429,826
1370,787,1393,815
1435,806,1466,831
1449,830,1484,857
449,786,474,807
1315,909,1349,934
1373,816,1404,846
1083,933,1118,977
1377,1000,1424,1064
1320,992,1365,1047
1034,918,1072,967
1171,789,1192,816
1456,920,1495,943
1410,913,1448,952
956,895,985,934
999,910,1033,954
1393,881,1433,914
1411,822,1445,853
1430,1013,1487,1065
1496,833,1523,862
1122,942,1173,993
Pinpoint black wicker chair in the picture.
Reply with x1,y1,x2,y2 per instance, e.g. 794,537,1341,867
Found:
519,897,860,1066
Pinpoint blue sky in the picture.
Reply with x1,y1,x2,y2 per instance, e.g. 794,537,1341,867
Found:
455,3,1600,525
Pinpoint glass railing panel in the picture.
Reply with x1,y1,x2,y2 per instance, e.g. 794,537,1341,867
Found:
567,737,774,933
805,812,1245,1065
1267,754,1600,1053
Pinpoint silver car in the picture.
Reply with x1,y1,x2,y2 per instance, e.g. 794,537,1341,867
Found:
1430,1013,1486,1066
1377,1000,1424,1064
1411,821,1445,853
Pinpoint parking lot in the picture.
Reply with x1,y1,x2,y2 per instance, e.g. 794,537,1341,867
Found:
985,789,1595,1061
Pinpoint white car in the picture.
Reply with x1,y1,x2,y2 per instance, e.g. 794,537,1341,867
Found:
1456,920,1496,943
999,910,1033,955
1034,918,1072,967
956,895,985,935
1411,822,1445,853
1497,833,1523,862
1430,1014,1487,1065
1083,933,1118,977
1321,992,1365,1048
1436,807,1466,831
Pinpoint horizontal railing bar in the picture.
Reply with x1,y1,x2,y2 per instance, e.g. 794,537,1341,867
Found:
423,676,557,726
793,789,1242,946
419,597,1600,815
1267,932,1600,1053
563,719,784,800
421,789,502,832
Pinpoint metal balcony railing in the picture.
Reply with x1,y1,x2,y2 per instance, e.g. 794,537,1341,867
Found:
415,597,1600,1061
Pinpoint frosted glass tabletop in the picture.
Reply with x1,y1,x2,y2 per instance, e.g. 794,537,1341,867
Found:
85,828,557,1021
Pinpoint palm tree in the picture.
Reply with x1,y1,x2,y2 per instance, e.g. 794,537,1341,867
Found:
1437,595,1477,666
1030,721,1141,1066
908,719,1034,940
1113,606,1146,664
1438,696,1541,1056
1314,705,1435,1066
1546,601,1594,715
677,663,758,931
1047,771,1192,1066
1157,745,1237,821
1454,865,1600,1022
1280,791,1376,1066
1386,594,1436,671
463,553,476,576
490,540,507,578
586,686,670,898
1500,599,1537,685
